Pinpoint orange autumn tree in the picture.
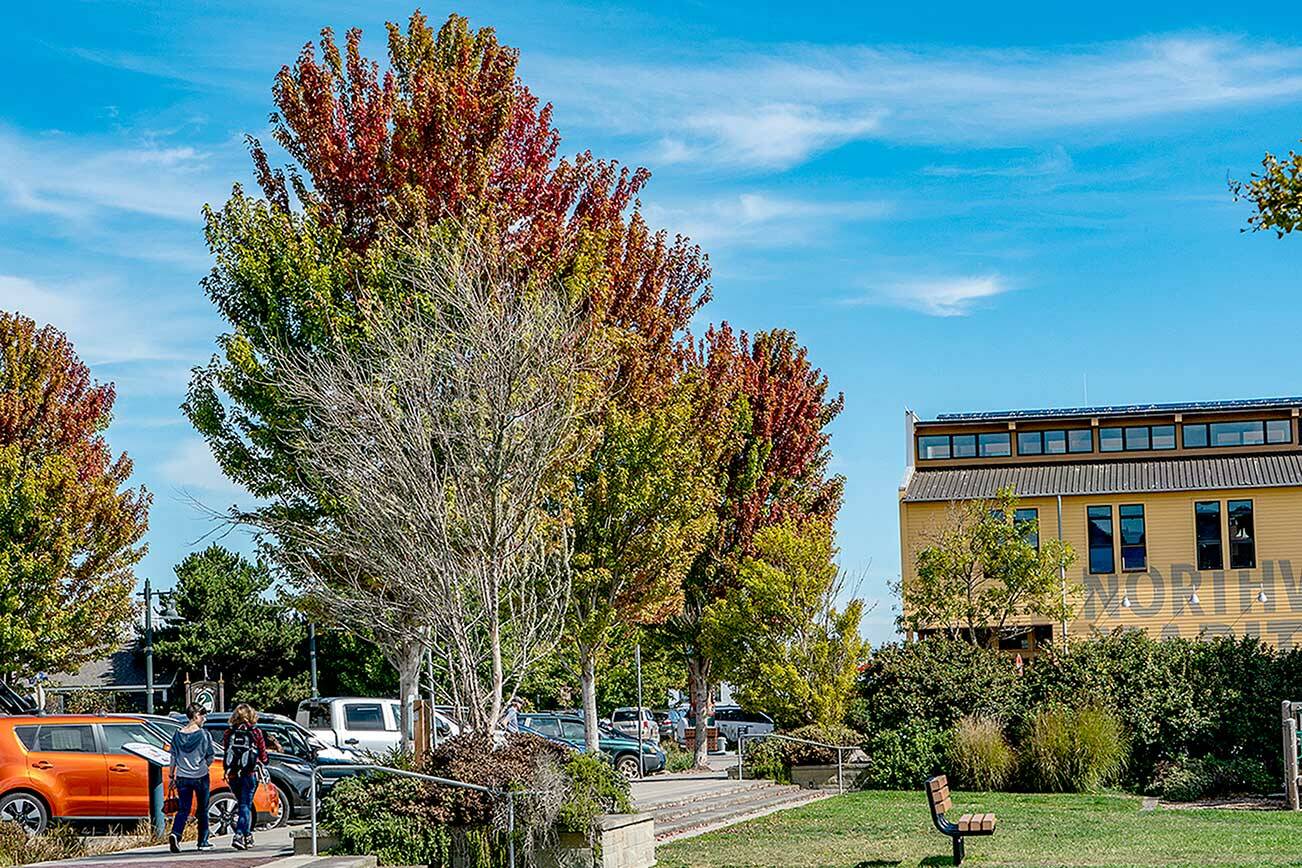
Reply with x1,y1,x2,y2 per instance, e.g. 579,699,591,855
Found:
0,312,150,679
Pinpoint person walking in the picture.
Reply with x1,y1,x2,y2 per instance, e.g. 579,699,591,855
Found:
168,704,215,853
222,703,269,851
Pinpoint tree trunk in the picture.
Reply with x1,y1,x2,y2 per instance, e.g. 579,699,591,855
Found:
578,643,602,753
395,638,424,755
489,615,503,733
688,654,713,767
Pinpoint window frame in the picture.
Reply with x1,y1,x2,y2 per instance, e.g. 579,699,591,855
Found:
1017,430,1044,456
1014,507,1039,550
917,434,951,461
1067,428,1094,453
1210,420,1266,448
1118,504,1147,572
1267,419,1293,444
1087,505,1115,575
1151,424,1177,450
1227,498,1257,570
978,431,1011,457
1183,423,1209,448
1194,500,1223,571
1099,427,1124,453
343,702,387,732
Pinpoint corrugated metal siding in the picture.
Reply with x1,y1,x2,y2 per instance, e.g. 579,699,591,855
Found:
902,454,1302,502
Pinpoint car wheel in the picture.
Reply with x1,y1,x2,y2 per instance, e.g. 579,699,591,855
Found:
615,754,642,779
208,791,238,837
0,792,48,835
256,783,290,830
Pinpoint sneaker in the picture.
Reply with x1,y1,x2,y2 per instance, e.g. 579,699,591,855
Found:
232,837,248,851
244,834,254,847
168,833,180,854
197,842,214,851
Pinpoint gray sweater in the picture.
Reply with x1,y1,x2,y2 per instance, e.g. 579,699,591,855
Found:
170,727,214,780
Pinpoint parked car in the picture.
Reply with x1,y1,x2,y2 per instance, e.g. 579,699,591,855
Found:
609,707,658,742
0,714,279,835
519,712,665,778
653,709,686,745
202,711,365,827
296,697,460,755
711,706,775,745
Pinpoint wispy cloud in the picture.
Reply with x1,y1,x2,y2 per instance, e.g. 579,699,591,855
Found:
0,273,186,365
0,127,223,223
846,274,1011,316
535,34,1302,170
642,191,891,249
923,146,1075,179
160,437,247,498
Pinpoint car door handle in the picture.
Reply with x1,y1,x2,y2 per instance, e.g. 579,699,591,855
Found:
33,760,53,769
110,763,131,772
344,738,359,745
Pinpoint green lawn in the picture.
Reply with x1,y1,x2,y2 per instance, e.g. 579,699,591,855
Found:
655,790,1302,867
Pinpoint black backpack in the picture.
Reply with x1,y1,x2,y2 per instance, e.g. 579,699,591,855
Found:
225,727,258,776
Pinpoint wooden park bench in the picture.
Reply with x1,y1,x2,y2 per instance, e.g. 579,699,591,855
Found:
924,774,996,865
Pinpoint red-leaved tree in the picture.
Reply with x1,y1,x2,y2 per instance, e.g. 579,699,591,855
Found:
0,312,151,679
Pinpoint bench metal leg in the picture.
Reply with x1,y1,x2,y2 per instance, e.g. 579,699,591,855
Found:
952,834,965,866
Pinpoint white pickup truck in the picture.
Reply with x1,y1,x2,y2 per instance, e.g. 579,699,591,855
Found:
296,696,460,755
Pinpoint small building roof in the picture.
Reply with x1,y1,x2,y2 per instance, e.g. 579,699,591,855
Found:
902,453,1302,502
51,644,177,692
930,396,1302,424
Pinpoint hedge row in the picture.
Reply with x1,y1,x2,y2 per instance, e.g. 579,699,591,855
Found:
849,632,1302,793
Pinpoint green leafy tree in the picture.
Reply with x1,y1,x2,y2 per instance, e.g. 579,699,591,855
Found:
568,395,715,749
153,545,307,712
706,520,865,729
0,312,150,680
1231,142,1302,236
899,487,1077,646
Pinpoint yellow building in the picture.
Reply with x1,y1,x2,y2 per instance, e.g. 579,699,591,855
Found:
899,398,1302,651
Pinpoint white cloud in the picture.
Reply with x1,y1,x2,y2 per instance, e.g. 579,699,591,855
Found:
535,34,1302,170
160,437,246,498
641,191,890,249
847,274,1011,316
0,128,222,223
0,273,184,365
923,146,1075,179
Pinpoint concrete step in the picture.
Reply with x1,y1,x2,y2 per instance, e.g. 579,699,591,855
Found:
648,783,828,841
634,778,778,813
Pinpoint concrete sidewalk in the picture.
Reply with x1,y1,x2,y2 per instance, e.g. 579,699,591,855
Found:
29,825,296,868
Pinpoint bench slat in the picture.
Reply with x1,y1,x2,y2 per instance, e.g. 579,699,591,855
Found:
928,775,948,792
934,796,952,814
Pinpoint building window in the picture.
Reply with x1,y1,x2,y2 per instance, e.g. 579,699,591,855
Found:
1228,499,1256,569
1211,421,1265,447
918,435,951,460
1044,430,1067,454
1183,423,1208,448
1152,425,1176,450
1068,429,1093,453
1017,431,1043,455
1267,419,1292,444
1014,507,1039,550
1124,427,1150,451
1099,428,1123,452
979,432,1011,457
953,434,977,458
1195,501,1223,571
1119,504,1147,571
1087,506,1114,574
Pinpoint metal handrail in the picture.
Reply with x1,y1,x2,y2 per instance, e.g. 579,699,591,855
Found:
308,762,544,866
736,732,860,795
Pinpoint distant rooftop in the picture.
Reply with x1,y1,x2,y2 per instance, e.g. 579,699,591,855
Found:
932,396,1302,423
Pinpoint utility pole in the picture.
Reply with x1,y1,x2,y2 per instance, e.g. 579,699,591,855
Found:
308,623,319,697
635,644,644,778
143,577,155,714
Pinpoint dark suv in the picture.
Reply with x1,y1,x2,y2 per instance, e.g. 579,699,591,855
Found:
204,714,358,827
519,713,665,778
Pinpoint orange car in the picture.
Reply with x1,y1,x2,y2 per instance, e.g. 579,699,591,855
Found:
0,714,279,835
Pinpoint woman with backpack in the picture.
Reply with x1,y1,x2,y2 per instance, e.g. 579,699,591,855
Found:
168,703,215,853
222,703,269,851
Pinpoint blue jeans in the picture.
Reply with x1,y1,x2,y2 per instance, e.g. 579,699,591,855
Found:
231,773,258,838
170,775,210,845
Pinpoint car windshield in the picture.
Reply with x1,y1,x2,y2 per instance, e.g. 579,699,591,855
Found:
612,710,637,721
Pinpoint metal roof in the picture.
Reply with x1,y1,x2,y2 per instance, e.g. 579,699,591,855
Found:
932,396,1302,423
902,454,1302,502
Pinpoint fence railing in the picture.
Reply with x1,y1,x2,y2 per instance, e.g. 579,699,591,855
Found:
736,732,860,794
308,763,536,866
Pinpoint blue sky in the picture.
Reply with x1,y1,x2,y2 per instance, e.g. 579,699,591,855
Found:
5,1,1302,645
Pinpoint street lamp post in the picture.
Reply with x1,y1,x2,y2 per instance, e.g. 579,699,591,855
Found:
140,579,180,715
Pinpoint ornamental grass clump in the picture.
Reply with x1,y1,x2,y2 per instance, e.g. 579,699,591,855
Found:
1025,705,1126,792
949,715,1015,791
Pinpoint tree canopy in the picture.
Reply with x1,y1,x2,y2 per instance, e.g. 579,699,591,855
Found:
0,312,150,679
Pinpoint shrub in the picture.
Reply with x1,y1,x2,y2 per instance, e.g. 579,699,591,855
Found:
784,723,865,766
949,715,1015,791
743,737,790,783
0,822,86,867
859,719,950,790
1024,705,1125,792
1148,756,1274,802
556,752,631,834
662,743,697,773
